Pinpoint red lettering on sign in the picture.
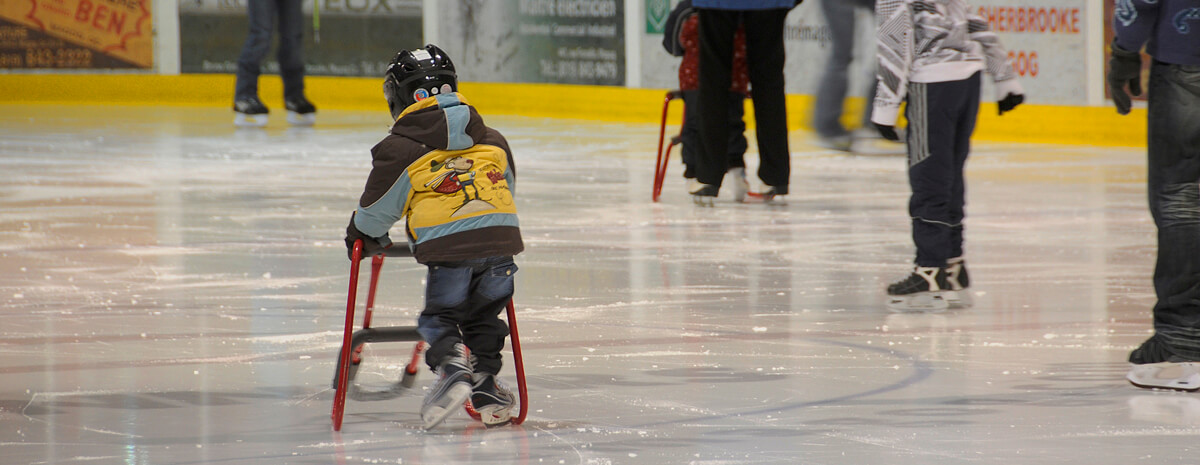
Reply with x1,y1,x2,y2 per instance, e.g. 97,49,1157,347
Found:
71,0,128,34
976,6,1080,34
1007,50,1039,77
75,0,93,22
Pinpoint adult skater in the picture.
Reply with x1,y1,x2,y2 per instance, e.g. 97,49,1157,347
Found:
689,0,799,206
662,0,753,201
812,0,881,152
1111,0,1200,391
233,0,317,127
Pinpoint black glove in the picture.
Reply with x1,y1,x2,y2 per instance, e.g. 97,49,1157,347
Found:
997,93,1024,115
874,123,900,142
1107,40,1142,115
345,213,392,261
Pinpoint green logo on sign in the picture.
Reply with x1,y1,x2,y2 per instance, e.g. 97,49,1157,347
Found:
646,0,670,34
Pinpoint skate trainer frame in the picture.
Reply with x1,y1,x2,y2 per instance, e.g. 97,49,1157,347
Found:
331,240,529,431
652,90,683,203
652,89,763,203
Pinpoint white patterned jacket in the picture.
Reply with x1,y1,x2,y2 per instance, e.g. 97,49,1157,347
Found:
871,0,1025,126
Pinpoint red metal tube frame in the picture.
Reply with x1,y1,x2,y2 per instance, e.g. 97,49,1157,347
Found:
332,240,529,430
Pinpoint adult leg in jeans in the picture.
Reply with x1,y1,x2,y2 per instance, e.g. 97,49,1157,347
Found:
1138,62,1200,361
235,0,277,101
276,0,307,102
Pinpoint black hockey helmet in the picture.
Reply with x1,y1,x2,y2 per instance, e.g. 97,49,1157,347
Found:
383,44,458,118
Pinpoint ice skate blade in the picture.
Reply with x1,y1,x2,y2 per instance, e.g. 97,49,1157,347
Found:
692,195,714,207
421,383,472,430
475,403,514,427
234,113,268,128
886,292,949,313
944,290,973,309
287,111,316,126
1127,362,1200,392
763,196,787,206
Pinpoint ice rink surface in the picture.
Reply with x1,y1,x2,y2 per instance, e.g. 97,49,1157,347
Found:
1,104,1195,464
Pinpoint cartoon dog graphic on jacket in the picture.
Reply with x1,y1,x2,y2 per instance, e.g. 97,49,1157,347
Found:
424,156,497,216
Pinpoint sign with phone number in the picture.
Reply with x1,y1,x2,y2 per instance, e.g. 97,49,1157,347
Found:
0,0,152,69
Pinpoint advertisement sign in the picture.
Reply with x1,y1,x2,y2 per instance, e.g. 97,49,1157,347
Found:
0,0,152,69
178,0,422,77
973,1,1091,105
437,0,626,86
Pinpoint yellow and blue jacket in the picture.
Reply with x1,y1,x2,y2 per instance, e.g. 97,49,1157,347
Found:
353,93,523,263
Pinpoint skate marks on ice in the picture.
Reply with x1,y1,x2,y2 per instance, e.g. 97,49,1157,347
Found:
2,105,1191,464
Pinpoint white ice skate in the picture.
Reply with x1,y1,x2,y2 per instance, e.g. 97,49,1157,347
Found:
727,167,750,203
1127,362,1200,392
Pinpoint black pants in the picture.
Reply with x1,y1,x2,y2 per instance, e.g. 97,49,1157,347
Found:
906,73,981,267
1146,61,1200,358
681,90,748,179
235,0,306,102
696,8,790,193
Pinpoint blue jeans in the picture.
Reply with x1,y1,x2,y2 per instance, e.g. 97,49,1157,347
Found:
418,257,517,374
1146,61,1200,358
235,0,306,101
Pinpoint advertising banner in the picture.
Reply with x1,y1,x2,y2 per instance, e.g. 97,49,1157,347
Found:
437,0,626,86
0,0,152,69
178,0,422,77
973,0,1090,105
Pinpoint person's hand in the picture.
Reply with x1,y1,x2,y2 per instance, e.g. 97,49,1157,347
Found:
1107,40,1142,115
997,93,1024,115
345,213,392,260
874,123,900,142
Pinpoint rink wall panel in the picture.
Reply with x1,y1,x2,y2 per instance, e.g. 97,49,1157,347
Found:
0,74,1144,148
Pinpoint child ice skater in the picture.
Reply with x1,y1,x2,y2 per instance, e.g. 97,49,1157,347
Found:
344,44,524,429
871,0,1024,311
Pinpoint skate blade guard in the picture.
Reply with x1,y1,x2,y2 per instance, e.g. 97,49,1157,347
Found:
1128,362,1200,392
287,111,316,126
943,289,973,309
887,291,950,312
234,113,269,128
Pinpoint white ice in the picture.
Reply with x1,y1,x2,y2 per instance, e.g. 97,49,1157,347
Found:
0,104,1192,465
